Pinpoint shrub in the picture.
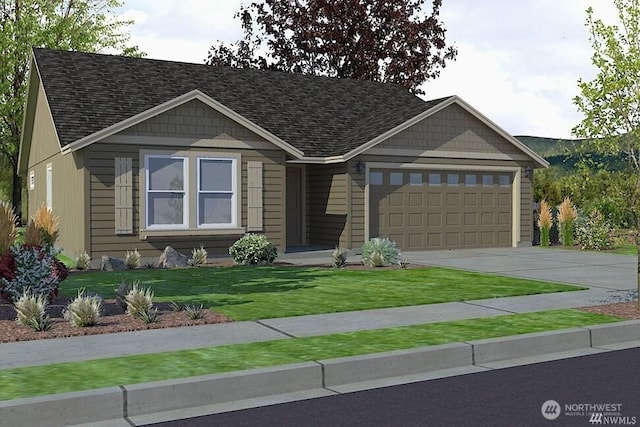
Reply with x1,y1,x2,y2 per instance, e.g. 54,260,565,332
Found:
63,289,102,327
537,200,553,247
229,234,277,265
0,203,18,256
74,250,91,270
169,301,183,312
32,204,60,246
576,208,611,251
557,197,577,246
15,289,53,332
125,281,155,321
125,249,141,270
331,246,348,268
0,244,67,302
361,237,399,267
188,245,208,267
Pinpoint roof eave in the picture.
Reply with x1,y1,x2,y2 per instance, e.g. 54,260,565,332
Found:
60,89,305,158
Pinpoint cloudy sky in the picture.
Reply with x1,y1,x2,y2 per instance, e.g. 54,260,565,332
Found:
114,1,619,139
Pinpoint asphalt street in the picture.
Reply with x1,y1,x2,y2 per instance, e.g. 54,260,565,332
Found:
151,347,640,427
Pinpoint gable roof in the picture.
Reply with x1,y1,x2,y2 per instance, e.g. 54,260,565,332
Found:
24,48,547,168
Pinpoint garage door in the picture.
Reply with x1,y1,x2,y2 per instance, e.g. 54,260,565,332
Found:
369,169,512,250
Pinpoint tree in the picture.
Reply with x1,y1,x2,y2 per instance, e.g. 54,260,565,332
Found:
572,0,640,306
206,0,457,94
0,0,142,219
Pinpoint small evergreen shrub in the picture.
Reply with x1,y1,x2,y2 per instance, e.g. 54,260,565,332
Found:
537,200,553,247
63,289,102,327
229,234,278,265
331,246,348,268
125,281,155,321
188,245,208,267
576,208,611,250
15,289,53,331
74,250,91,270
125,249,141,270
0,244,67,302
398,259,409,268
361,237,400,267
169,301,183,312
558,197,577,246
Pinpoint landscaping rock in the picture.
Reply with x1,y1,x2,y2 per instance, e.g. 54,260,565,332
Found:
100,256,126,271
158,246,188,268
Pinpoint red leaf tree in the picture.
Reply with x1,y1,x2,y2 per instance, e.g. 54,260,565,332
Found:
207,0,457,94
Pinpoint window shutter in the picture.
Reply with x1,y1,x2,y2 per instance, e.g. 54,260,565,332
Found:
247,161,263,231
114,157,133,235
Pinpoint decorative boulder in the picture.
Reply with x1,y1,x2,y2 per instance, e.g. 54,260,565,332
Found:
158,246,188,268
101,255,126,271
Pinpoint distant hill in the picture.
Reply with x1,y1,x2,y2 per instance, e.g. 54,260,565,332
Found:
515,135,626,171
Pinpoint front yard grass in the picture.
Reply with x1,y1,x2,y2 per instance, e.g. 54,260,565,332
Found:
62,266,583,320
0,309,620,401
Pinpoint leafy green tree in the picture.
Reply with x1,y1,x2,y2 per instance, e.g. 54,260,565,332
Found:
573,0,640,305
206,0,457,94
0,0,142,219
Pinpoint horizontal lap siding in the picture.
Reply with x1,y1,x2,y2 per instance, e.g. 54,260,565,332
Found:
307,164,348,247
87,143,285,258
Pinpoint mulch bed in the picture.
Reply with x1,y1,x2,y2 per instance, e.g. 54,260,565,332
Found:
577,301,640,320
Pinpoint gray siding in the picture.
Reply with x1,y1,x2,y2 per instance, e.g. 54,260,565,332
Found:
307,163,349,247
379,103,523,155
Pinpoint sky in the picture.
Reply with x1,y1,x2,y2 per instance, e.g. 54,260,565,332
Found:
114,1,620,139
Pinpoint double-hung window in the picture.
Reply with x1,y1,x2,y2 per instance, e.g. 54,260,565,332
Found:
146,156,187,228
198,158,237,227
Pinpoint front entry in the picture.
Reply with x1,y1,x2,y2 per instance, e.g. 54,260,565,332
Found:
286,167,303,246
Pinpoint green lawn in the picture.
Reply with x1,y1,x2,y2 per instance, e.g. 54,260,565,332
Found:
0,309,620,401
62,266,583,320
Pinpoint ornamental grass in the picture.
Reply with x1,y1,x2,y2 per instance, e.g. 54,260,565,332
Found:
557,197,578,246
538,199,553,247
0,203,18,256
32,204,60,246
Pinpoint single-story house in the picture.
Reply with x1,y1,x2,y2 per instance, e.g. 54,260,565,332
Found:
19,48,548,259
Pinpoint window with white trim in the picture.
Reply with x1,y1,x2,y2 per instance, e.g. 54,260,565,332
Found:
145,156,187,228
197,158,237,227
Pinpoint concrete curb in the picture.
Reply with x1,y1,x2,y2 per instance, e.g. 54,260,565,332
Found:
1,320,639,427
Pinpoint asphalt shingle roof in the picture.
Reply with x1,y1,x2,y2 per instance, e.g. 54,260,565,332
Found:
33,48,451,157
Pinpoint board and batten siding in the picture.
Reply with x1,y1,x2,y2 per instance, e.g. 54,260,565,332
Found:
26,81,87,256
85,142,285,258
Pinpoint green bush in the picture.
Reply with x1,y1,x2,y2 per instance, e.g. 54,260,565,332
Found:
576,208,611,250
63,289,102,327
229,234,278,265
361,237,399,267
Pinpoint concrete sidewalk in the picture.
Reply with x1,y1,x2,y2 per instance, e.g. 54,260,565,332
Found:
0,247,636,370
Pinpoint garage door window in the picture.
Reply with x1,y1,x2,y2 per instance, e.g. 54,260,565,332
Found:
447,174,459,186
499,175,511,186
370,172,383,185
465,174,477,186
390,173,403,186
429,173,441,186
482,175,494,186
410,173,422,186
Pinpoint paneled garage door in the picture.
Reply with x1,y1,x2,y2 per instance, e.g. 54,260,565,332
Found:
369,169,512,250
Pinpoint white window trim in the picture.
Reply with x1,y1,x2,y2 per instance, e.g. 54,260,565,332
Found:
196,157,238,228
144,155,189,230
29,171,35,190
46,163,53,209
139,150,244,239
